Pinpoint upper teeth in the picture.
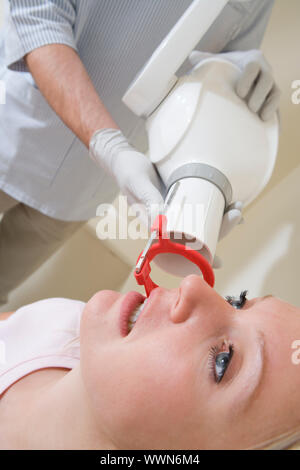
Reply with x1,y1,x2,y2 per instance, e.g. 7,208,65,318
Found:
128,298,148,332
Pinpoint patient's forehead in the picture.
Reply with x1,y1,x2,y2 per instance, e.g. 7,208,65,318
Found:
251,296,300,334
270,296,300,314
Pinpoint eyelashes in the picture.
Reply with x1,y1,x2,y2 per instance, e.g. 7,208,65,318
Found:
208,341,234,383
225,290,248,309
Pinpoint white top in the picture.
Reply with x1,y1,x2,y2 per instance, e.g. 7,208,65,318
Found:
0,0,274,221
0,298,85,396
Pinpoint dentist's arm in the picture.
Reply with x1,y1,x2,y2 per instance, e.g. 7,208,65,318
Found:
25,44,163,223
25,44,118,147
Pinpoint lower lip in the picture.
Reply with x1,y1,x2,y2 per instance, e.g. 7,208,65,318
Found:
119,291,146,336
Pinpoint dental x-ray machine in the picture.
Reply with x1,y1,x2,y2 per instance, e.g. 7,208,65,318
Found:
122,0,279,296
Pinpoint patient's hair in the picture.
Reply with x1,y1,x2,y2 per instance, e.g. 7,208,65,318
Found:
249,427,300,450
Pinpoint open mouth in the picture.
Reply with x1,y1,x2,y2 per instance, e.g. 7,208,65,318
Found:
127,297,149,333
120,291,150,336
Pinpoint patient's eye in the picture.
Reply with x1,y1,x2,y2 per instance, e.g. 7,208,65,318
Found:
208,342,234,383
225,290,248,309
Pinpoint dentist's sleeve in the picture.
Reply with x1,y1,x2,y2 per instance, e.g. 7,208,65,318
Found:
4,0,77,71
223,0,275,51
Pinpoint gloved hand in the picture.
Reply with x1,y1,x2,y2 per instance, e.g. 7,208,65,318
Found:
188,49,281,121
90,128,164,226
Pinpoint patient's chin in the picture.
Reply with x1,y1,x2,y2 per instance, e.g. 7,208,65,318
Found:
87,289,121,315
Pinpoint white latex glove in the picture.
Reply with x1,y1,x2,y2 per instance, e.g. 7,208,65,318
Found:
188,49,281,121
90,129,164,226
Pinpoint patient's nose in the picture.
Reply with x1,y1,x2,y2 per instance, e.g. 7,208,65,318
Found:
170,274,228,324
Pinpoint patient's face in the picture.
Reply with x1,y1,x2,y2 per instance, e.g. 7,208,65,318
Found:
80,275,300,449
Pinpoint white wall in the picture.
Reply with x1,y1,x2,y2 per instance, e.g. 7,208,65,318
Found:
0,225,131,312
260,0,300,198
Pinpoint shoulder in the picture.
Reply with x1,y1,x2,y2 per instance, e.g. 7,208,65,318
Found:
18,297,85,314
6,298,86,327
